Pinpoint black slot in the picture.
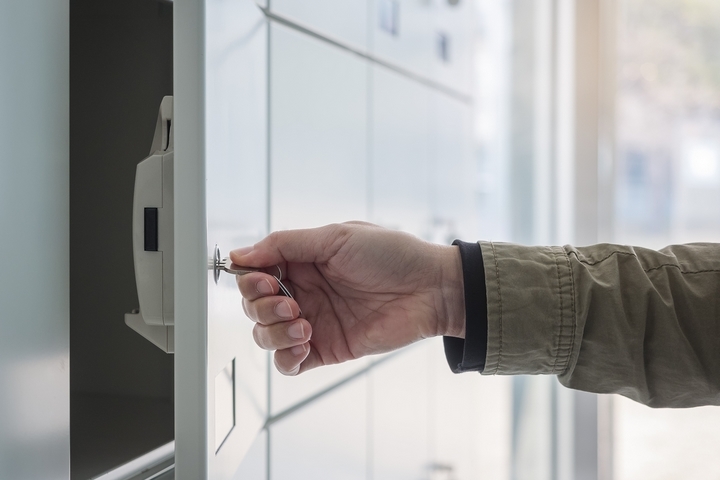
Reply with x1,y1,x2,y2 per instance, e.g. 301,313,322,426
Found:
144,207,159,251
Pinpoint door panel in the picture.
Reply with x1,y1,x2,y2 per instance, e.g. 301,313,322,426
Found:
175,1,268,478
370,0,434,78
371,65,432,237
269,23,371,413
270,378,367,480
270,23,368,231
430,91,478,243
431,0,474,96
370,344,430,480
427,337,483,480
271,0,368,50
231,430,267,480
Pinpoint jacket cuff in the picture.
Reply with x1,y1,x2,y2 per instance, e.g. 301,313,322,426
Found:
481,241,576,375
443,240,488,373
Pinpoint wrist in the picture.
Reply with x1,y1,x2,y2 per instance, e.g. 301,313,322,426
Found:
438,245,466,338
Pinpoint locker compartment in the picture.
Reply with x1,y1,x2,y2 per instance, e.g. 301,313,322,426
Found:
270,0,368,51
370,344,431,480
269,23,372,414
429,90,478,243
70,1,174,478
232,429,268,480
270,376,367,479
431,0,474,97
270,23,369,232
370,0,435,79
371,65,433,237
426,337,513,480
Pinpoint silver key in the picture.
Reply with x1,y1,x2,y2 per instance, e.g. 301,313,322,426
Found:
211,246,300,311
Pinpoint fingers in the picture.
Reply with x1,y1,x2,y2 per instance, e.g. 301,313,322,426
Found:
236,271,280,303
252,318,312,351
229,224,352,268
274,343,324,376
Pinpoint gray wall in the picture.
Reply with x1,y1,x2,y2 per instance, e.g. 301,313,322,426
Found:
0,1,70,479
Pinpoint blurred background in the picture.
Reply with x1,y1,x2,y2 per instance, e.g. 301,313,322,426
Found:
473,0,720,478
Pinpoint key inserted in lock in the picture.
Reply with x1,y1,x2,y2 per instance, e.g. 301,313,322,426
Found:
211,245,299,308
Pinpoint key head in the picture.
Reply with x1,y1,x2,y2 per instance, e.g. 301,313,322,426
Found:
221,258,261,276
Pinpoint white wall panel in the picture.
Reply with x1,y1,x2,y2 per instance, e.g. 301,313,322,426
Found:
270,379,367,480
0,2,70,479
371,65,432,237
271,0,368,50
370,344,430,480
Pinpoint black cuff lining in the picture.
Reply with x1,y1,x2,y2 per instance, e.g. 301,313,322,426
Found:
443,240,488,373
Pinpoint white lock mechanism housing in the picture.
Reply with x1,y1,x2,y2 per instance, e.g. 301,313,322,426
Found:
126,96,174,353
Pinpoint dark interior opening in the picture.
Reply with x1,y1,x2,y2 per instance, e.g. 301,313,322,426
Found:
70,1,174,477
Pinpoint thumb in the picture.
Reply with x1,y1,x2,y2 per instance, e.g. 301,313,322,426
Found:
230,224,346,268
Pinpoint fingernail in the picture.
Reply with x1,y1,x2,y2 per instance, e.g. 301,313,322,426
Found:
287,322,304,339
291,344,306,356
231,246,254,257
256,279,274,295
275,300,293,319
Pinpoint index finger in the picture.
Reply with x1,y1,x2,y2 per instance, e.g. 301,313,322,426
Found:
235,271,280,302
229,224,347,268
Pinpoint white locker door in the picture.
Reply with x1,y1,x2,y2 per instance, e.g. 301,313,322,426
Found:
371,64,432,237
175,1,269,478
270,0,368,50
269,22,371,414
430,90,477,243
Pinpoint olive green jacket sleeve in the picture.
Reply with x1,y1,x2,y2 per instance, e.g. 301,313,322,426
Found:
480,241,720,408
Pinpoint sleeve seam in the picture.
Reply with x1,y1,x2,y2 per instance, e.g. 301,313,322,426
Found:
569,250,720,274
561,247,577,376
551,248,564,375
490,241,503,375
572,250,636,266
643,265,720,274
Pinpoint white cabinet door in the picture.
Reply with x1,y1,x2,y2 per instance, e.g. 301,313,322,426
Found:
270,0,368,51
175,1,269,478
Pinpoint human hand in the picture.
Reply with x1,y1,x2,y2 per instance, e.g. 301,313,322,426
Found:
231,222,465,376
